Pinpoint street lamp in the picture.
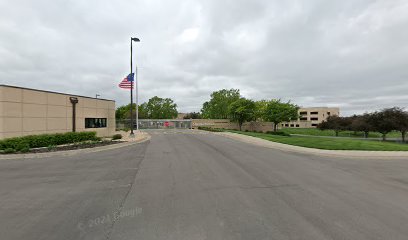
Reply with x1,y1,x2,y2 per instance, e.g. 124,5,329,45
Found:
130,37,140,136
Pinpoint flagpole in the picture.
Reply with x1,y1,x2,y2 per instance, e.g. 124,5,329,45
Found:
130,38,134,136
136,66,139,131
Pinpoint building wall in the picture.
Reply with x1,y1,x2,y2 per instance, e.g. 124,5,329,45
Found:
0,85,115,139
281,107,340,128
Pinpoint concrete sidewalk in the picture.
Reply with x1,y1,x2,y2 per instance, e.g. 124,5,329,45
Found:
216,131,408,159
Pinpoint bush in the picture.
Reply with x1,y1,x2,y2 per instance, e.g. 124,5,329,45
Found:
266,131,291,136
0,132,99,152
3,148,16,154
112,134,123,140
197,126,224,132
16,142,30,153
47,145,57,151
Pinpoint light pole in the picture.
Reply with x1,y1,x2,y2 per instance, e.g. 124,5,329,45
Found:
130,37,140,136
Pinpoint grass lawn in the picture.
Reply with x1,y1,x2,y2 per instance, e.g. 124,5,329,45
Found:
279,128,401,139
226,130,408,151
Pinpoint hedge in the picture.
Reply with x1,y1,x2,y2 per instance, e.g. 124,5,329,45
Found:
265,131,291,136
0,132,99,151
197,126,225,132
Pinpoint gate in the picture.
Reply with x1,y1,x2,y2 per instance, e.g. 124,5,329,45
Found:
138,119,192,129
116,119,192,130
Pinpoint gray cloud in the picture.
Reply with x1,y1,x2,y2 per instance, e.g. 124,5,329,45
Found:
1,0,407,116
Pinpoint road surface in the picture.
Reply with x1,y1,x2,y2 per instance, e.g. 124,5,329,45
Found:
1,129,408,240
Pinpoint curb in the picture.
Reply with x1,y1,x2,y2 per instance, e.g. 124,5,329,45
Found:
0,134,151,160
216,132,408,159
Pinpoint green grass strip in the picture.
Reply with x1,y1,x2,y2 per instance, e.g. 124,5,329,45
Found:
226,130,408,151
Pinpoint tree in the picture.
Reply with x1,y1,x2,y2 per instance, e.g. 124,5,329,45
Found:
379,107,408,142
228,98,256,131
350,114,372,138
183,112,202,119
254,100,269,121
318,116,351,137
115,103,148,120
145,96,178,119
201,89,240,119
115,104,131,120
262,100,299,132
367,109,397,141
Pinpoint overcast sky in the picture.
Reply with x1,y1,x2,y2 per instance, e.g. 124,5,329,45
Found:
1,0,407,116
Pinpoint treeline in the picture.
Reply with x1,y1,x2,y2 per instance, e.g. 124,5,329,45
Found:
201,89,299,131
318,107,408,141
116,96,178,120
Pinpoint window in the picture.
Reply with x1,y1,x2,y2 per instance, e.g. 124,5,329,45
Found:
296,124,299,127
311,123,318,127
285,124,289,127
310,117,318,121
85,118,107,128
327,112,331,116
290,124,294,127
300,117,308,121
310,111,318,115
299,111,307,115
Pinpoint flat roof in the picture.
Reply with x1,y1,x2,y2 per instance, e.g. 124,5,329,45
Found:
0,84,115,102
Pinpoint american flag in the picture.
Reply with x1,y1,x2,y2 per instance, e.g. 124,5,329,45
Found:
118,73,134,89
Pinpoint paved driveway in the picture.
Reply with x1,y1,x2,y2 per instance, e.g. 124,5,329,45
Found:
1,129,408,239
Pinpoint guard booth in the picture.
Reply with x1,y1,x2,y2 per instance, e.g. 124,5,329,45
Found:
137,119,192,129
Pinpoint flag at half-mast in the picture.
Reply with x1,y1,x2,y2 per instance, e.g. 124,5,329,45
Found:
118,73,134,89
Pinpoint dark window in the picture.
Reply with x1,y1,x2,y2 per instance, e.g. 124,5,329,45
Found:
310,117,318,121
290,124,294,127
299,111,307,115
85,118,107,128
311,123,318,127
296,124,299,127
327,112,331,115
300,117,308,121
310,111,318,115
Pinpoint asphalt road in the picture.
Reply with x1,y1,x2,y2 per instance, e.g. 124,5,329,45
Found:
1,129,408,240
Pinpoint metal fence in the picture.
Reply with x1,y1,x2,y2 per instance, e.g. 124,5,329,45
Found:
116,119,192,130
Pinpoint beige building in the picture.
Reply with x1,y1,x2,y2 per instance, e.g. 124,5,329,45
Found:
281,107,340,128
0,85,115,139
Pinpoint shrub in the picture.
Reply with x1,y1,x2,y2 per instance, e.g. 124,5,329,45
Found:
266,131,291,136
0,132,99,152
112,134,123,140
197,126,224,132
16,143,30,153
3,148,16,154
47,145,57,151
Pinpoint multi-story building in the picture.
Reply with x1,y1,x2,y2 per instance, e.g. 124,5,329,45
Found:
0,85,116,139
281,107,340,128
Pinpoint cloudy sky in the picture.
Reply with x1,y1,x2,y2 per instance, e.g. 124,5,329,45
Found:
1,0,407,116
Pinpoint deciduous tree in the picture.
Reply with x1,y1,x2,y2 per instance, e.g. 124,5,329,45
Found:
262,100,299,132
350,114,372,138
145,96,178,119
228,98,256,131
318,116,352,137
201,89,240,119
